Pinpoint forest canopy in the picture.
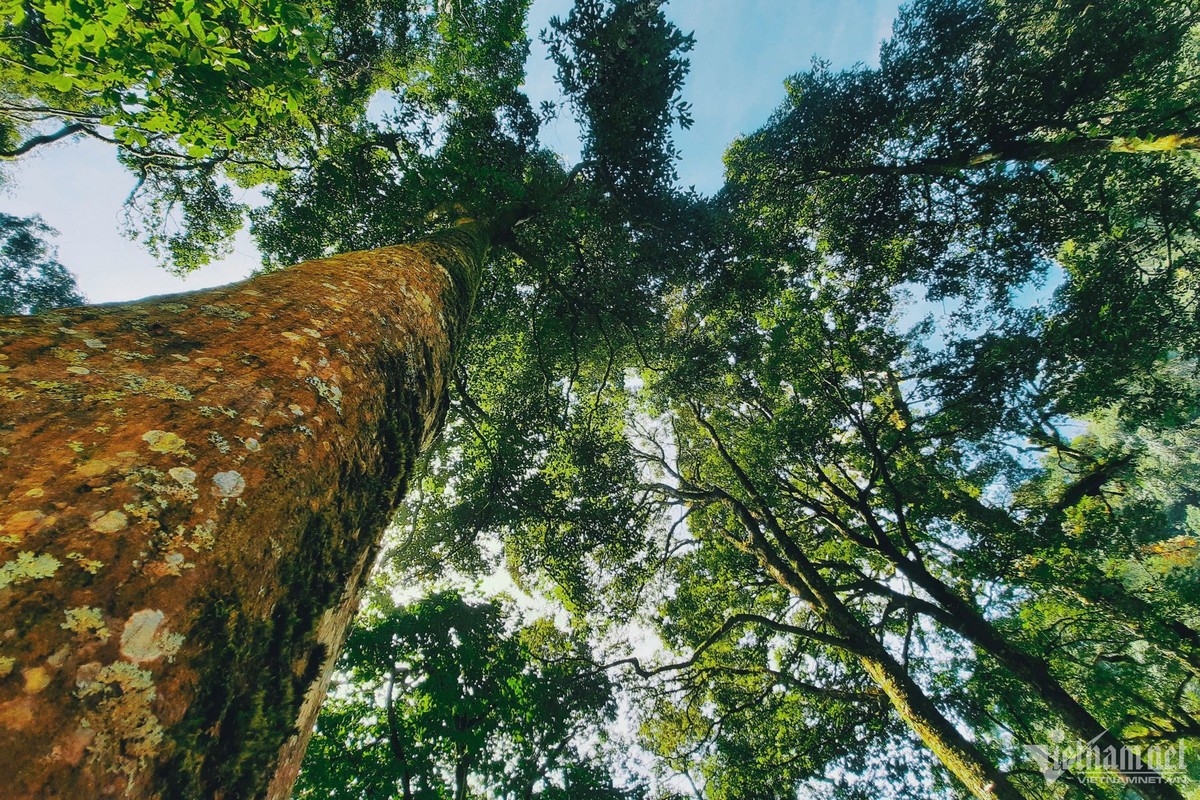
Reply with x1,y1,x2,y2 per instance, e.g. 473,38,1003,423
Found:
1,0,1198,798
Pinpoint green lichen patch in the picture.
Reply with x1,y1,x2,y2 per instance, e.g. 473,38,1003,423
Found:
66,551,105,574
127,466,200,507
168,467,197,485
305,376,342,413
142,430,188,455
62,607,110,640
200,305,252,322
52,347,89,364
0,551,62,589
76,661,164,774
207,432,231,454
125,376,193,402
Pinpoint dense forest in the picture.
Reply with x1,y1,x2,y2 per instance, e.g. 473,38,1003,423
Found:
0,1,1197,798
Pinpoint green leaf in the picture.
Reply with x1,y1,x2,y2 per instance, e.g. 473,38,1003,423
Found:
187,12,205,40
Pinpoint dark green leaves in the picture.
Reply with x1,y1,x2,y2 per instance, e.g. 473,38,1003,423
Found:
0,213,84,315
545,0,693,208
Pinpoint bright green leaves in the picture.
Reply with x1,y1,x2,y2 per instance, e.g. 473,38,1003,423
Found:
296,592,634,800
0,0,325,157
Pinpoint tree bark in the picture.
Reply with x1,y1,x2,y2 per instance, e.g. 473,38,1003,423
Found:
0,222,492,799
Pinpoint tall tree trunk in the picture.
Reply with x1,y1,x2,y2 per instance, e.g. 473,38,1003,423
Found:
778,561,1026,800
0,222,492,799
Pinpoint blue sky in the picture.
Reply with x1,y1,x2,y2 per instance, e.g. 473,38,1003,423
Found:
0,0,901,304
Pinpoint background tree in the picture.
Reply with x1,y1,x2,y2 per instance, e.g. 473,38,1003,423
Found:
0,212,84,314
297,591,639,800
605,0,1200,796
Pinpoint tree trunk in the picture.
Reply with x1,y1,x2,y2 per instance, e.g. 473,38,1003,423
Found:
808,126,1200,182
0,222,492,799
744,510,1025,799
812,591,1025,800
895,558,1186,800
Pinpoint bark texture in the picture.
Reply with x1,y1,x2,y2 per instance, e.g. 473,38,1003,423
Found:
0,224,489,799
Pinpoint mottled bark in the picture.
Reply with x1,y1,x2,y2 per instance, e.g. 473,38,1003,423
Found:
0,222,491,799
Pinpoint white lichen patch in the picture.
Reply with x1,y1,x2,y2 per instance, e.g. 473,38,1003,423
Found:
288,404,305,416
241,437,260,452
66,366,91,375
142,430,188,455
62,607,110,640
89,510,128,534
118,609,182,663
83,339,106,349
306,376,343,413
211,471,246,498
0,552,62,589
207,431,231,454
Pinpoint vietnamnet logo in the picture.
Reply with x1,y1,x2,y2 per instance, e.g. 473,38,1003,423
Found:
1023,729,1189,786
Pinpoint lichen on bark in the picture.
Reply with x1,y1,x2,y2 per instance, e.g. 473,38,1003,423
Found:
0,223,491,799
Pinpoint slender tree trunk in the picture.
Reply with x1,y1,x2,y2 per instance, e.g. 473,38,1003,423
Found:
386,669,415,800
695,420,1026,799
895,558,1186,800
739,511,1025,799
797,578,1025,800
808,126,1200,182
0,222,493,799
